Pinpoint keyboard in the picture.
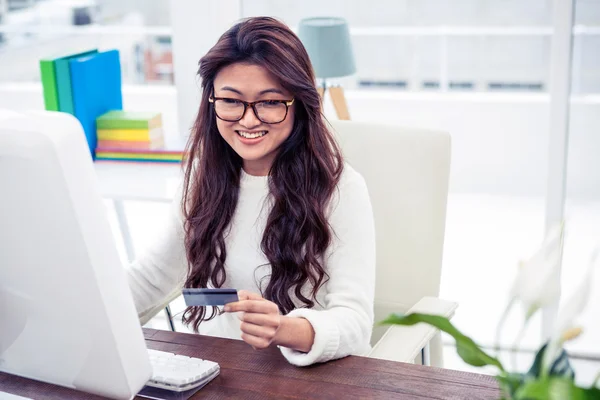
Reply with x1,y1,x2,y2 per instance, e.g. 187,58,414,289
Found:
146,349,220,392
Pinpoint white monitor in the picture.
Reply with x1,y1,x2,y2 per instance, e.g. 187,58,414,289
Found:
0,110,152,399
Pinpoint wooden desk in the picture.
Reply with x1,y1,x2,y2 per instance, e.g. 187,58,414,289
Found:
0,328,501,399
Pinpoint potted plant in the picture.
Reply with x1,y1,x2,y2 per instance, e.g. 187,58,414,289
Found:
382,224,600,399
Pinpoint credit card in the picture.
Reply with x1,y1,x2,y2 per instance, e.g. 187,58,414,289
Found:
182,288,239,306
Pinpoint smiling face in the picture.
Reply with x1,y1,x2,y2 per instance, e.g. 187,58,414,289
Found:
212,62,296,176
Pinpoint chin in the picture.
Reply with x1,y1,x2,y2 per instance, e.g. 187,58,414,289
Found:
232,147,266,162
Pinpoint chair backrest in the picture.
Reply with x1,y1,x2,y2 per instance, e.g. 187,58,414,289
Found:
329,120,451,344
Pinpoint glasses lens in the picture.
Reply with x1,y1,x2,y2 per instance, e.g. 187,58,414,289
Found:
255,101,287,123
214,99,245,121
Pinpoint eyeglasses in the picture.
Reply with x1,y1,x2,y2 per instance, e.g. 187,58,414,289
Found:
209,96,294,124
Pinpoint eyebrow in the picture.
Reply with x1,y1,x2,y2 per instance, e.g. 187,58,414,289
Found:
258,88,285,96
219,86,285,96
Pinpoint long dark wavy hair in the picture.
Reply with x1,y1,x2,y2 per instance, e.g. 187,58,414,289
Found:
181,17,344,332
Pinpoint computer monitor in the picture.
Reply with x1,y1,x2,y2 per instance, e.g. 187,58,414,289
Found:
0,110,152,399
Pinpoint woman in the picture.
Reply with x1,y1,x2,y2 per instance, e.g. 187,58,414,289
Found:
127,16,375,367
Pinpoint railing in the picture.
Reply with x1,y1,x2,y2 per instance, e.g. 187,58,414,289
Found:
0,24,599,91
0,25,171,35
349,25,600,36
346,26,600,92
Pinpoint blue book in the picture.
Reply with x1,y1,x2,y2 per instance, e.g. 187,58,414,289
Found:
70,49,123,156
54,49,98,116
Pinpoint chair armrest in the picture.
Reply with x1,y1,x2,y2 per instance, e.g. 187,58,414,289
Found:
138,288,182,326
368,296,458,363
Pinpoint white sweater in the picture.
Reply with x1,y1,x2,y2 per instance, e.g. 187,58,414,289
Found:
126,163,376,366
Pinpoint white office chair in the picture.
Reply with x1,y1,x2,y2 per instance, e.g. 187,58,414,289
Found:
329,120,458,367
139,288,181,327
140,120,457,367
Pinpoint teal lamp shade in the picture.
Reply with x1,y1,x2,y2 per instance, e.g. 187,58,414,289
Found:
298,17,356,79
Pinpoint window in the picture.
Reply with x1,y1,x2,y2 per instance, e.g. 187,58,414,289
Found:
0,0,173,84
241,0,600,93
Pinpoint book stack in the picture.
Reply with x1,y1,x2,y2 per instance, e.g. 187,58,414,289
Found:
40,49,123,157
95,111,183,163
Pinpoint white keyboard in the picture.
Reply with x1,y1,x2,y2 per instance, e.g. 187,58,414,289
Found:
146,349,220,392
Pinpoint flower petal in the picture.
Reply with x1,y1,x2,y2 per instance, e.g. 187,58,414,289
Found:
510,223,565,317
554,247,599,335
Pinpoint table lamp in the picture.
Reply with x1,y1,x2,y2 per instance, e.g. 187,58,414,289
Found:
298,17,356,120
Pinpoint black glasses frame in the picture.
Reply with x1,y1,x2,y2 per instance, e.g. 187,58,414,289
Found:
209,96,295,124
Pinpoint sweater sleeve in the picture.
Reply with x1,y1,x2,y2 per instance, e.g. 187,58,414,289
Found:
279,170,376,366
125,191,188,317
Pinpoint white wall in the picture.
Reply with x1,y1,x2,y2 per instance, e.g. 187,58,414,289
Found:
2,83,599,198
342,91,600,199
345,92,555,196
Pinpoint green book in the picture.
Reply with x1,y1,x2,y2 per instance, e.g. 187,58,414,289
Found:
39,59,59,111
96,111,162,130
55,49,98,115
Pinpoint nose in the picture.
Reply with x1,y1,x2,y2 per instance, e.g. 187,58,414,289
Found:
238,105,261,129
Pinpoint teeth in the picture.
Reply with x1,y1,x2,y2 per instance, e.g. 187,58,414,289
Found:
237,131,267,139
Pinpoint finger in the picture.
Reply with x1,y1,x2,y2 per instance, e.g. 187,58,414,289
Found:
241,333,271,349
225,300,276,313
239,312,280,327
240,321,278,340
225,300,262,313
236,290,251,301
237,290,263,301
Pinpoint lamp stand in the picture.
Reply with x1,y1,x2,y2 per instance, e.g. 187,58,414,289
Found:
317,80,351,120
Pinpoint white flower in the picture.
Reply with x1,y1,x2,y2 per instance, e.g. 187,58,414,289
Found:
511,223,565,320
541,247,599,375
555,247,598,335
495,223,564,353
494,219,598,379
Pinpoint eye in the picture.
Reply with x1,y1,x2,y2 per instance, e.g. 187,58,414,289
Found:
262,100,282,107
222,98,241,105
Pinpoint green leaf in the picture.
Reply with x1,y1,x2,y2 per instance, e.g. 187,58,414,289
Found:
497,345,580,399
380,313,504,371
515,377,600,400
496,372,526,398
527,343,575,380
587,387,600,400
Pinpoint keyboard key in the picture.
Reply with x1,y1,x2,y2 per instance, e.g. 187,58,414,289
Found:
145,349,219,392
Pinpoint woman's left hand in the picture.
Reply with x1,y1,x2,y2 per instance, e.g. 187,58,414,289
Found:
224,290,282,349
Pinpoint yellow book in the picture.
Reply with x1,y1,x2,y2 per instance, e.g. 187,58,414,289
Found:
97,127,163,142
95,152,183,161
96,111,162,130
